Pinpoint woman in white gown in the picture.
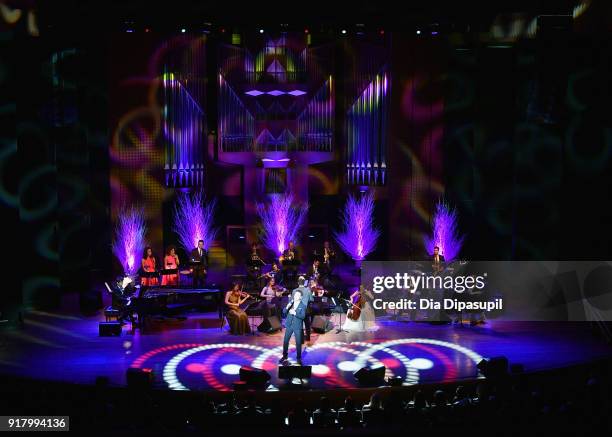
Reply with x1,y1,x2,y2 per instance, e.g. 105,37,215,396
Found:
342,285,378,332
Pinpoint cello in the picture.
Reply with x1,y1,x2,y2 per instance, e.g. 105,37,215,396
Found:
347,291,364,321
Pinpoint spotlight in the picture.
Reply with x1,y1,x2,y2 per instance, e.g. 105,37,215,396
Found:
181,28,186,33
341,29,347,34
259,29,264,34
379,29,385,35
416,30,421,35
431,31,438,35
144,28,150,33
304,28,309,34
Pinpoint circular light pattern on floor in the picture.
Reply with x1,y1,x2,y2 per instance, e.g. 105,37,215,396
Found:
129,338,485,391
220,364,242,375
337,360,361,372
408,358,434,370
311,364,330,376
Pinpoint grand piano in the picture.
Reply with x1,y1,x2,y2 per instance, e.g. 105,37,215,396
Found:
130,287,223,331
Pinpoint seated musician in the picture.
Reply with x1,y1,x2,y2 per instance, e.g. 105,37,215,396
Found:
342,285,378,332
280,241,300,264
259,277,285,317
224,283,251,335
161,246,179,286
141,246,159,287
263,262,282,284
308,278,330,319
308,259,321,282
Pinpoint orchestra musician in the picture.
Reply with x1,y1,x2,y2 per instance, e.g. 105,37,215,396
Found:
322,240,336,270
307,259,321,282
161,246,179,286
342,285,377,332
141,247,159,287
279,241,300,263
262,262,282,284
189,240,208,288
224,283,252,335
280,241,300,289
259,277,286,317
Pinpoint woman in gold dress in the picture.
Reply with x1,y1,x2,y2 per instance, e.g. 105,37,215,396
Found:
224,283,251,335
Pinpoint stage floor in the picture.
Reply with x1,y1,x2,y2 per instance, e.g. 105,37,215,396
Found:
1,310,611,392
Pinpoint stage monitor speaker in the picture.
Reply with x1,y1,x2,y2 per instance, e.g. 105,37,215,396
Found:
257,315,282,333
311,315,333,333
354,365,386,386
99,321,122,336
278,365,312,380
126,368,153,390
477,356,508,379
239,366,271,386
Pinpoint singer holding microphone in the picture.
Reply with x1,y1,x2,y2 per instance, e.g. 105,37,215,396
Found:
279,289,306,366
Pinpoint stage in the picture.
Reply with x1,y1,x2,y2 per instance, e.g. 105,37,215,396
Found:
2,310,611,393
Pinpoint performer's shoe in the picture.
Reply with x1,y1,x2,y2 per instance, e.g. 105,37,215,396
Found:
296,360,303,366
278,356,288,364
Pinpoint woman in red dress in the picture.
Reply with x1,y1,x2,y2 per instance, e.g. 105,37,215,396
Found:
161,246,180,286
141,246,159,286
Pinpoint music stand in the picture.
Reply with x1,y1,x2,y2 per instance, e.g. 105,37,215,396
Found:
332,297,349,334
160,268,179,287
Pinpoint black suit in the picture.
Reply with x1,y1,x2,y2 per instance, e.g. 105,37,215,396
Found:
190,247,209,288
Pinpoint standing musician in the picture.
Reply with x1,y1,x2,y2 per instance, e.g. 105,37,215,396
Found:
224,283,252,335
432,245,445,274
190,240,209,288
322,240,336,270
279,289,307,366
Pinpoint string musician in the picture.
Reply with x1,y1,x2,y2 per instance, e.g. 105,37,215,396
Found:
224,283,252,335
262,262,282,285
342,285,377,332
258,277,287,317
308,278,331,319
